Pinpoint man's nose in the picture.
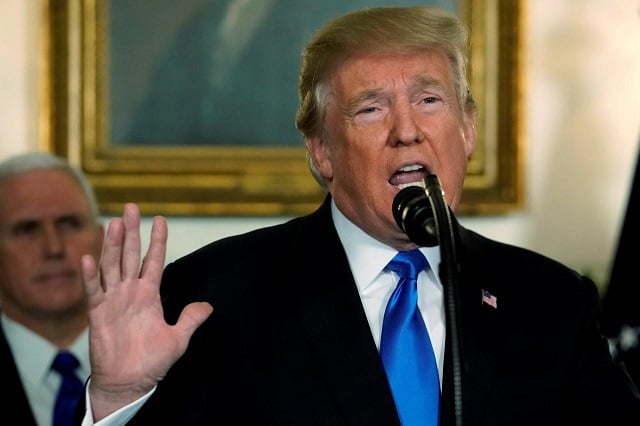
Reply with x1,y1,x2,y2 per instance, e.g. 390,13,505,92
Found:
390,105,424,146
42,225,65,256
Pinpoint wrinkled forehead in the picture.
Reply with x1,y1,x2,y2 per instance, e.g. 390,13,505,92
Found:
318,47,456,106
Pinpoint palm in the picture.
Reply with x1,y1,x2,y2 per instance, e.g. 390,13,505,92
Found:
82,204,212,419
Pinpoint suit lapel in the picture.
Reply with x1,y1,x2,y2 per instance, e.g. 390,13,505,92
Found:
0,325,38,425
286,198,400,425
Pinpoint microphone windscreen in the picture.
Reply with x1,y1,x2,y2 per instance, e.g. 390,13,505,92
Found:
392,186,438,247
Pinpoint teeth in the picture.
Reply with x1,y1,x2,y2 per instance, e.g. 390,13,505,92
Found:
398,181,426,190
398,164,423,172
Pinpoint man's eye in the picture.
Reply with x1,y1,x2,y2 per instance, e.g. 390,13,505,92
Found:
13,222,38,236
422,96,438,104
359,106,378,114
58,216,85,231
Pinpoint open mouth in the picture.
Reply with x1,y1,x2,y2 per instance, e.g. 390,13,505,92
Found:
389,164,427,189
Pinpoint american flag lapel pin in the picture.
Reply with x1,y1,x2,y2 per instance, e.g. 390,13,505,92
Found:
481,289,498,309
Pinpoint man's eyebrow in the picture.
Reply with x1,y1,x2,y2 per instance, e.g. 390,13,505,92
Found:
411,74,446,91
7,217,40,233
348,88,385,109
345,75,449,111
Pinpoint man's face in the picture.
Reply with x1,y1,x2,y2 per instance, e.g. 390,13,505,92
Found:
305,49,476,250
0,169,104,321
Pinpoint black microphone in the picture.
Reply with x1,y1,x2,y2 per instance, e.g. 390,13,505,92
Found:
392,182,438,247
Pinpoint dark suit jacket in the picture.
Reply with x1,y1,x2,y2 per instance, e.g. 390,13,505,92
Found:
0,324,38,425
127,196,639,425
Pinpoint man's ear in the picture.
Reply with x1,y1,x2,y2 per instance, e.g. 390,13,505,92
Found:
304,135,333,180
462,110,477,158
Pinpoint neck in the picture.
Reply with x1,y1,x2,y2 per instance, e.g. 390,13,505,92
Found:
3,306,88,349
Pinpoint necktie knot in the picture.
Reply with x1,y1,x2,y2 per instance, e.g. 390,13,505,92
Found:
52,351,80,378
386,249,427,280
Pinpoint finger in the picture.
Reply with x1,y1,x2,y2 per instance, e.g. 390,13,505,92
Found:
174,302,214,354
81,253,104,310
140,215,168,284
121,203,142,280
99,217,125,291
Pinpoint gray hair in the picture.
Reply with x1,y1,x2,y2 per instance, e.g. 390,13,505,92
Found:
0,152,101,219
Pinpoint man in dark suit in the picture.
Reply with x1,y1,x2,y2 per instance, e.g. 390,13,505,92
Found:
0,152,104,425
80,6,640,425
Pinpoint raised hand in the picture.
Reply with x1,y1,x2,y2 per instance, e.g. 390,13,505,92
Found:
81,203,213,420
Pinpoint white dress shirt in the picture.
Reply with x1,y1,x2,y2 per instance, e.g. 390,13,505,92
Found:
1,314,90,426
330,200,446,383
85,199,447,424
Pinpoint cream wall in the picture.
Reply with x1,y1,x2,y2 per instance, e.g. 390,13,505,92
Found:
2,1,639,290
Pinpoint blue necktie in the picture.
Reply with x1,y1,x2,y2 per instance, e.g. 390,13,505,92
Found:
380,250,440,426
51,351,84,426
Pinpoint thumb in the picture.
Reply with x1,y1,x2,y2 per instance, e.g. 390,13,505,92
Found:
174,302,214,351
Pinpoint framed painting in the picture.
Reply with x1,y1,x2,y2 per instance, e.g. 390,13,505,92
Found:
40,0,523,216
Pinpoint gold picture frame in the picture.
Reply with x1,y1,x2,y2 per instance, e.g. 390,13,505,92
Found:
40,0,523,216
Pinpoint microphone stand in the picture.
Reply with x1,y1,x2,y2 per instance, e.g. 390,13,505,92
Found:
392,175,464,425
423,175,463,426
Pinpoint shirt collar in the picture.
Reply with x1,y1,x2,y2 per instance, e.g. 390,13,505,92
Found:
330,199,441,291
0,313,90,384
